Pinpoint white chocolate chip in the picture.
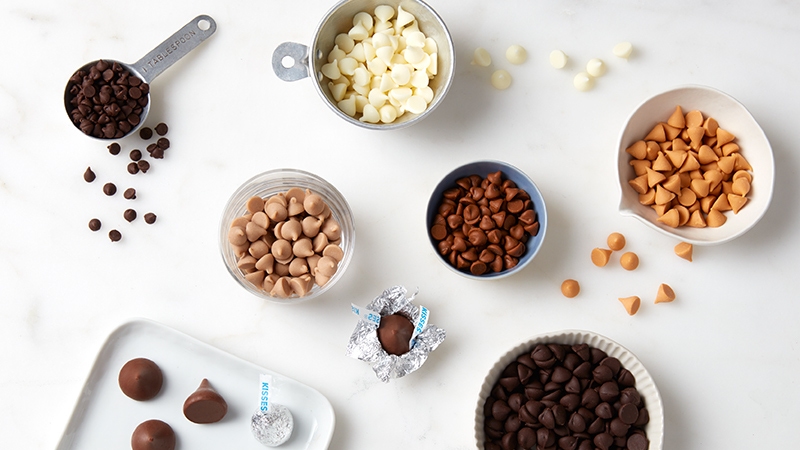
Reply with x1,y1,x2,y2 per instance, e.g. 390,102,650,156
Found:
490,70,512,90
374,5,395,22
335,33,355,53
338,95,357,117
338,57,358,76
405,95,427,114
549,50,568,69
327,46,346,63
405,31,426,48
573,72,594,91
416,86,434,103
360,104,381,123
586,58,606,77
613,41,633,59
348,23,369,41
353,11,374,30
379,104,398,123
423,37,438,54
321,61,341,80
390,64,411,85
472,47,492,67
396,5,415,27
505,44,527,64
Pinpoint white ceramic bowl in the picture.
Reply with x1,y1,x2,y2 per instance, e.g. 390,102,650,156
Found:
219,169,355,304
617,85,774,245
474,330,664,450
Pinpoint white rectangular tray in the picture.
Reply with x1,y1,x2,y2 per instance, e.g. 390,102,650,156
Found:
56,319,334,449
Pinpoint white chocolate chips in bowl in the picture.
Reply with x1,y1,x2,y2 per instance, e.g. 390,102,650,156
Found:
273,0,454,130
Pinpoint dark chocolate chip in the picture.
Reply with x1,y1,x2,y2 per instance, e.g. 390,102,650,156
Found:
102,182,116,196
139,127,153,140
627,433,649,450
619,403,639,425
609,418,630,437
127,162,140,174
124,209,137,222
154,122,168,136
137,160,150,173
108,229,122,242
144,212,157,224
156,137,170,149
123,188,136,199
88,218,101,231
598,381,619,402
130,149,142,161
83,167,96,182
517,427,536,448
107,142,120,155
593,432,613,450
592,364,614,384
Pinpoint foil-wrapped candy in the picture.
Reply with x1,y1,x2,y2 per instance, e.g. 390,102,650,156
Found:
346,286,446,382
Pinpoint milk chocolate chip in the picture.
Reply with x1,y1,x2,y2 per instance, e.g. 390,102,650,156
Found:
131,419,175,450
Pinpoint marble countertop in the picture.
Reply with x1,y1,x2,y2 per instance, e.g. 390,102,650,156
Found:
2,0,799,448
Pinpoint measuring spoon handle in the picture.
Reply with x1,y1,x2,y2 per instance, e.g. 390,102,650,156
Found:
132,15,217,84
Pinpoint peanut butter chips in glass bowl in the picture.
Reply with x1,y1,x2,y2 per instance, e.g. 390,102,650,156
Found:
220,169,355,304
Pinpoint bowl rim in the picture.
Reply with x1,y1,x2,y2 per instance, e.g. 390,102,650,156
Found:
474,329,665,450
218,168,355,304
426,159,547,280
616,84,775,246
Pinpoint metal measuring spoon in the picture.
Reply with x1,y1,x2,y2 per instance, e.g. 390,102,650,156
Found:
64,15,216,139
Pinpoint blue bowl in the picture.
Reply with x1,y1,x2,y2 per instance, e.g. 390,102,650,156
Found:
426,160,547,279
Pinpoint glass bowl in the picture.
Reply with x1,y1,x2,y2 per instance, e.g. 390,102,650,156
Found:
219,169,355,304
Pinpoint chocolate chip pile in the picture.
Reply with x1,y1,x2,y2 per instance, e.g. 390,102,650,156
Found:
66,60,149,139
84,122,168,241
430,171,540,275
483,343,649,450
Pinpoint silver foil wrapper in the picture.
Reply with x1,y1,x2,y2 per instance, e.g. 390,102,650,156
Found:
251,404,294,447
345,285,446,382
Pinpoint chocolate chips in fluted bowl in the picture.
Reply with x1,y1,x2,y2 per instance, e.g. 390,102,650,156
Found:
430,171,540,276
482,343,649,450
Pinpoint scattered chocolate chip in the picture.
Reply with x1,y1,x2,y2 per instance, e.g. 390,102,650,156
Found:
130,149,142,161
156,137,170,150
139,127,153,140
103,182,117,196
83,167,96,182
107,142,121,155
124,188,136,199
137,160,150,173
155,122,168,136
88,218,101,231
124,209,137,222
127,162,140,174
150,147,164,159
109,229,122,242
144,213,157,224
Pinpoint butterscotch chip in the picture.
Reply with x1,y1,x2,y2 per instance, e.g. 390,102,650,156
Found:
722,142,740,156
657,208,680,228
711,194,731,212
732,170,752,183
620,252,639,270
706,209,727,227
728,194,748,214
644,123,666,142
663,123,682,140
607,232,626,251
675,205,690,226
717,155,736,174
687,210,707,227
687,127,705,148
628,174,649,195
655,185,676,205
704,169,723,190
690,178,711,198
645,168,666,188
678,188,697,207
671,139,690,152
639,189,656,205
561,279,580,298
703,117,718,137
651,203,669,216
661,174,681,194
732,177,751,196
679,153,700,173
591,248,612,267
715,128,735,147
697,145,719,165
685,110,704,128
674,242,693,261
645,141,660,160
655,283,675,303
619,296,641,315
734,153,752,171
699,196,716,214
630,159,651,176
626,140,647,160
668,105,685,128
652,152,672,171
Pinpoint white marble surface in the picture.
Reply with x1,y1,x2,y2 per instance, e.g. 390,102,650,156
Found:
1,0,799,449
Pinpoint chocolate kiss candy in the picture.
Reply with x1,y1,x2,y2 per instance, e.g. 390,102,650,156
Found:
377,313,414,356
119,358,163,401
183,379,228,424
131,419,175,450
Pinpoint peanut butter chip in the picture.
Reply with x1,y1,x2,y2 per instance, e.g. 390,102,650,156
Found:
246,196,265,214
304,193,325,216
619,296,641,315
228,227,247,246
591,248,612,267
561,279,580,298
655,283,676,303
674,242,693,262
619,252,639,270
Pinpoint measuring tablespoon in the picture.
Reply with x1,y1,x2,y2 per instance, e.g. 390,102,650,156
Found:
64,15,216,139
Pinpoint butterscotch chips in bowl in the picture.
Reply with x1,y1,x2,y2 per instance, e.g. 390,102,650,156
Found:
220,169,355,304
617,85,775,245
